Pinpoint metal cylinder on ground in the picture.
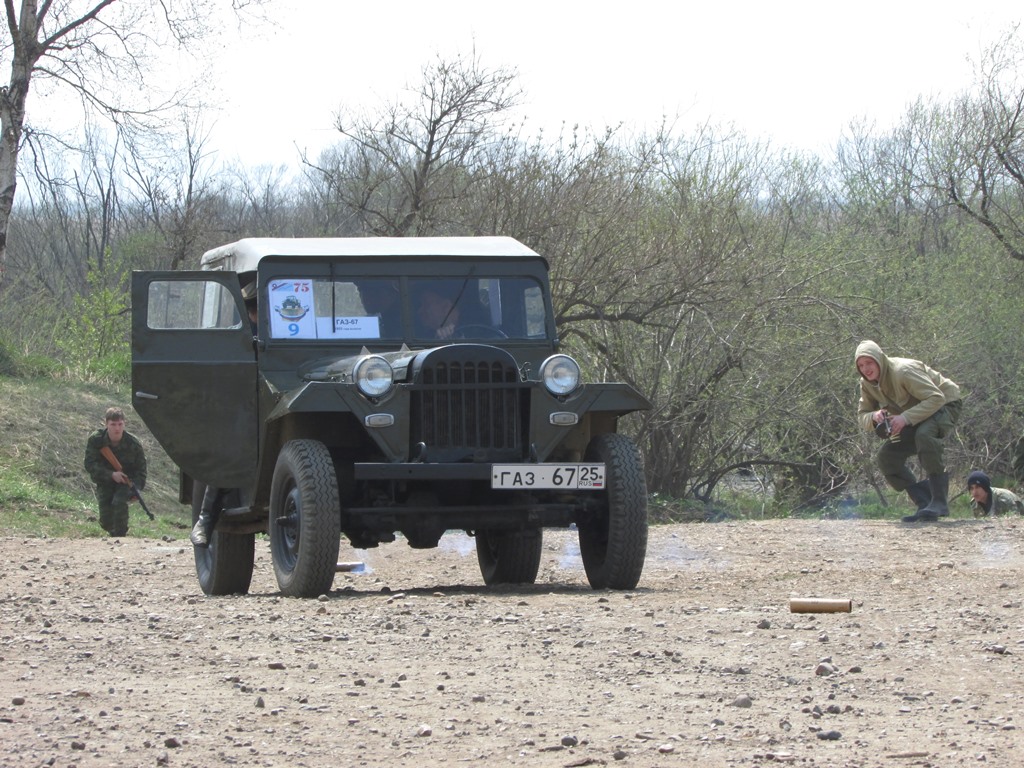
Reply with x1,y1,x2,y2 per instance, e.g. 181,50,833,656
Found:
789,597,853,613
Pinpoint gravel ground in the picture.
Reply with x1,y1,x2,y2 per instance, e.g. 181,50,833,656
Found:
2,518,1023,767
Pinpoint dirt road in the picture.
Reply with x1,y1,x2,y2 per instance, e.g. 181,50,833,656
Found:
2,519,1022,767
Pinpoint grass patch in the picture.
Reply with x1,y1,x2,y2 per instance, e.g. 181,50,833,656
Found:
0,374,189,538
0,459,189,538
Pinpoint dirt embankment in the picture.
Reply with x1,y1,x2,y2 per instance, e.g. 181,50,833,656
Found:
2,519,1023,767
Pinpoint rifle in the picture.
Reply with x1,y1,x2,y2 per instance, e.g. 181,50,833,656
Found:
99,446,155,520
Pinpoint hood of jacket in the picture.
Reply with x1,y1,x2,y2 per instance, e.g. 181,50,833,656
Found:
855,339,887,384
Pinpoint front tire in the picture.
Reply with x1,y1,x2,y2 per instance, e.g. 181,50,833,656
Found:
269,440,341,597
476,528,543,585
578,433,648,589
191,480,255,596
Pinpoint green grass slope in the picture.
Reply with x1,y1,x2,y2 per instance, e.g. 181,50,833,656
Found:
0,375,189,537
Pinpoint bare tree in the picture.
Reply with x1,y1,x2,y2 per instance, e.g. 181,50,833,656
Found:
306,51,521,236
918,26,1024,261
23,121,122,284
122,112,227,270
0,0,266,284
225,161,299,237
459,117,862,504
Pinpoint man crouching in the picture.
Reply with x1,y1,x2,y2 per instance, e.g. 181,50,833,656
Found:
855,340,962,523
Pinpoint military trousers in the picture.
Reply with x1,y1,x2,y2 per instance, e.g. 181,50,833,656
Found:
94,482,135,536
877,399,962,489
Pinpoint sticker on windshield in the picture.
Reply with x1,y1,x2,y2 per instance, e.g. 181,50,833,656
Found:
269,279,315,338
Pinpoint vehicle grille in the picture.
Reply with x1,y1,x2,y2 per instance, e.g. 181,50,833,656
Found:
411,348,525,462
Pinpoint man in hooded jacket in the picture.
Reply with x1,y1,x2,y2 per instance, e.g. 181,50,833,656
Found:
855,340,962,522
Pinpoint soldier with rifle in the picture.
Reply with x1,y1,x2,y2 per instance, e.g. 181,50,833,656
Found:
84,407,149,536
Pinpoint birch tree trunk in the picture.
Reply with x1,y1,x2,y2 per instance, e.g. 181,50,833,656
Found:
0,0,48,284
0,0,266,286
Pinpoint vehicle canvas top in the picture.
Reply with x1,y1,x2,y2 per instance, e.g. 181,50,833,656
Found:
200,236,544,273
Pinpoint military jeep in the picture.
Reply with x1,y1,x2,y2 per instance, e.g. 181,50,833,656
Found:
132,237,651,597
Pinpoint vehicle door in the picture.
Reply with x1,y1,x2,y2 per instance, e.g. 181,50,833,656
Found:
131,271,258,489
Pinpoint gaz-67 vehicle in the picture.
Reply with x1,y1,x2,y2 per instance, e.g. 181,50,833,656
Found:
132,237,651,597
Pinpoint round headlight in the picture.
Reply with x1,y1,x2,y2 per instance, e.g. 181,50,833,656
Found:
541,354,581,396
355,355,394,398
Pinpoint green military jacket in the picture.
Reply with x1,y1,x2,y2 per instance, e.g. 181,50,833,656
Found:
970,487,1024,517
84,428,147,489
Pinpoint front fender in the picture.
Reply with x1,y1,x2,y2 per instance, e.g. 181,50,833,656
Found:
529,382,650,461
266,381,410,461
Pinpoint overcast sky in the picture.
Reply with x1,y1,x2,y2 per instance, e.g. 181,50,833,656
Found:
199,1,1021,167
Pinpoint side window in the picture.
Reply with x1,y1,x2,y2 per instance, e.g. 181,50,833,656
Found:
524,285,546,337
147,280,241,330
479,278,546,338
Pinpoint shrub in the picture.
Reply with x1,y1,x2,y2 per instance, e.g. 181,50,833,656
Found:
57,250,130,382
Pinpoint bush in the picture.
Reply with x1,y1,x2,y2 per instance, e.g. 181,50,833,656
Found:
56,250,130,381
82,351,131,384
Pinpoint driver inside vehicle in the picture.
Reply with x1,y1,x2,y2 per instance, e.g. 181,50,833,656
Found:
416,284,461,339
414,279,504,340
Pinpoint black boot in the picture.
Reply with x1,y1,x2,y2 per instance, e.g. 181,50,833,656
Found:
191,486,227,547
190,505,219,547
902,472,948,522
905,479,931,511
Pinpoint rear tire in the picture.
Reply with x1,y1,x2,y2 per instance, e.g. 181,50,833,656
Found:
476,528,543,585
191,480,255,596
578,433,648,589
269,440,341,597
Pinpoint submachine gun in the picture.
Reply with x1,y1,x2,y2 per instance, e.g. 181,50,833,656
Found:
99,446,154,521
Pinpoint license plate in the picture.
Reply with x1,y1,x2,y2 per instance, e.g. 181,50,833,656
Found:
491,464,606,490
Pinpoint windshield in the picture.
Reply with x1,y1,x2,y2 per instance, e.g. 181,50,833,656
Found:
266,276,547,342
